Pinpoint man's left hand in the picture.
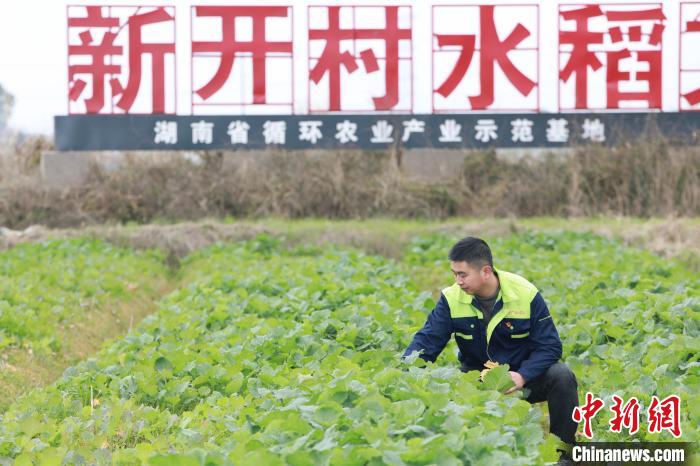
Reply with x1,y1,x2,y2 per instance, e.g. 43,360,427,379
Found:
505,371,525,394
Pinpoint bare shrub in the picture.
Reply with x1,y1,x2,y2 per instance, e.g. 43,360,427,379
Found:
455,139,700,217
0,150,458,228
0,134,53,181
567,141,700,216
0,137,698,228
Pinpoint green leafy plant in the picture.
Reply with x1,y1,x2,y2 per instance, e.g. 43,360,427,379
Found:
481,364,513,392
0,238,166,352
0,232,697,465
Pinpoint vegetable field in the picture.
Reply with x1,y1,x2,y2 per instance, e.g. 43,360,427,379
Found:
0,231,697,465
0,239,167,354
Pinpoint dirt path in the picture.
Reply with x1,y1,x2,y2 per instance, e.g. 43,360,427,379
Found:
2,218,698,267
0,276,181,412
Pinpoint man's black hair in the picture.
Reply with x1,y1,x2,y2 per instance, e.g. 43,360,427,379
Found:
449,236,493,268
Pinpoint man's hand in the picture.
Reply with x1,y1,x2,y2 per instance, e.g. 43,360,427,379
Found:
504,371,525,394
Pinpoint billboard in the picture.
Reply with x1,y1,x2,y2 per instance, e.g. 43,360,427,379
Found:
56,1,700,150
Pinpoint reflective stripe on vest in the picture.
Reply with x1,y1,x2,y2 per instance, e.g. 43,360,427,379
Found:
442,268,538,345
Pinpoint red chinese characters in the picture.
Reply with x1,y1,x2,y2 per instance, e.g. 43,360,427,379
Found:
609,395,641,435
648,395,682,438
308,6,412,112
191,6,293,113
68,6,176,114
432,5,538,112
65,3,700,116
680,3,700,110
573,393,684,439
559,4,666,110
572,392,605,439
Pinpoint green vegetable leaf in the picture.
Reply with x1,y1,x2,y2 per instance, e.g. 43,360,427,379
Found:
481,364,513,392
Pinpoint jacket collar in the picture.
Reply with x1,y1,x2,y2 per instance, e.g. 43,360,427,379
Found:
456,266,514,303
493,267,518,302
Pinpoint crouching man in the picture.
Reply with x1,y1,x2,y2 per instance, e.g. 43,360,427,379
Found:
403,237,579,463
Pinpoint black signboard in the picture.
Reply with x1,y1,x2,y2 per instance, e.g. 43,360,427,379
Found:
55,113,700,151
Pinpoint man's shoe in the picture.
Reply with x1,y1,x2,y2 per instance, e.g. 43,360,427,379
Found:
556,446,575,466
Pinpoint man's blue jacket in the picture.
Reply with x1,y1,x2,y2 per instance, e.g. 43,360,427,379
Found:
403,268,562,382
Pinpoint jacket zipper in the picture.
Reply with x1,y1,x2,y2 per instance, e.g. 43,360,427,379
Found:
481,299,503,364
473,299,495,363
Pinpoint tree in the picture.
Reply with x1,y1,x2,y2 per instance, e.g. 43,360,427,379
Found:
0,82,15,135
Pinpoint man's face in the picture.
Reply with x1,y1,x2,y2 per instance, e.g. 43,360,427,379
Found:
451,260,489,295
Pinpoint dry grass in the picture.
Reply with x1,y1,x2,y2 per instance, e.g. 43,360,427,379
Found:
0,276,175,412
0,133,51,182
457,142,700,217
0,149,461,228
1,135,699,228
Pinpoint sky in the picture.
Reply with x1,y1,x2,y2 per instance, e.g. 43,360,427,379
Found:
0,0,693,136
0,2,66,135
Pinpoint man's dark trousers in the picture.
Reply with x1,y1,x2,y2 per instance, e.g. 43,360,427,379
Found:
461,362,579,445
